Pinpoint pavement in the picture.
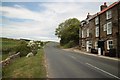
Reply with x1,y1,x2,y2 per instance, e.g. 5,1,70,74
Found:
44,42,120,79
63,48,120,61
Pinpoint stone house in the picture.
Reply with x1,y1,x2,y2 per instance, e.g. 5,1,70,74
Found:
80,1,120,57
80,13,93,52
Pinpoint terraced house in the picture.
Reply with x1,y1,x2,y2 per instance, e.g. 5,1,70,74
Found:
80,1,120,57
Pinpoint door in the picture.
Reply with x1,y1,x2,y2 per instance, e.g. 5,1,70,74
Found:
86,41,89,52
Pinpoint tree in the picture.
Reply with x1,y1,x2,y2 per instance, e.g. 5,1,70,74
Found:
55,18,80,47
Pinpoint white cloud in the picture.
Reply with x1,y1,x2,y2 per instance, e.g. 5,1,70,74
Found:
2,0,118,2
1,2,110,41
1,6,43,21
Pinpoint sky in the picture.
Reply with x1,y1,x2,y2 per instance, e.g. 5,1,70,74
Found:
0,0,118,41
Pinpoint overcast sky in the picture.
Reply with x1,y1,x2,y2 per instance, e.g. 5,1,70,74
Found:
0,0,118,41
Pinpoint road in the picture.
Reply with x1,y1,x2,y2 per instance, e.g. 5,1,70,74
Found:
44,42,120,79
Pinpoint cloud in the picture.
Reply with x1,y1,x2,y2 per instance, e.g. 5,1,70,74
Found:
1,2,111,41
2,0,118,2
1,4,59,41
1,6,43,21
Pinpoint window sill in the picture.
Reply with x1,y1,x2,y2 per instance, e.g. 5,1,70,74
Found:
106,17,112,20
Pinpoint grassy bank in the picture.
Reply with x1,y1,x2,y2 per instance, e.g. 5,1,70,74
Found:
2,49,46,78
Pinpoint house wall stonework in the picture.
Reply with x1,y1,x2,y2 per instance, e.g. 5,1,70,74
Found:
80,1,120,57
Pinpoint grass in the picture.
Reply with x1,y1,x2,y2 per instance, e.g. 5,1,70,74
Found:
2,49,46,78
1,38,20,49
1,38,22,61
2,54,9,60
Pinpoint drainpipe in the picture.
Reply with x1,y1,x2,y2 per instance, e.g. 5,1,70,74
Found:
97,13,102,55
98,13,101,40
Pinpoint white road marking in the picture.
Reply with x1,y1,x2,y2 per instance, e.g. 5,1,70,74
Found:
86,63,120,79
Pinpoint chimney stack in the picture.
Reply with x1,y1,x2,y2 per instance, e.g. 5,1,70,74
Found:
100,2,107,11
87,13,91,19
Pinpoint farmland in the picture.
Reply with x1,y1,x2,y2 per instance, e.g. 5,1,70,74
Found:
1,37,47,78
1,38,22,60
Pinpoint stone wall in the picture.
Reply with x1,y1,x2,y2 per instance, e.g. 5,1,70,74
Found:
0,52,20,67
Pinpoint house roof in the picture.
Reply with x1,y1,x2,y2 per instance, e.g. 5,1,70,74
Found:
98,1,119,14
89,1,120,20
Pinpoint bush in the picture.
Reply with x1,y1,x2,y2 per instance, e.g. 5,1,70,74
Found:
32,50,37,56
2,39,39,57
64,41,76,48
2,48,11,54
27,41,38,56
14,41,31,57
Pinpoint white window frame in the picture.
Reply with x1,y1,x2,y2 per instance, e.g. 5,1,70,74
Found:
82,30,84,38
107,22,112,35
107,40,113,50
95,17,99,25
87,29,89,37
106,10,112,20
103,24,107,31
95,26,99,37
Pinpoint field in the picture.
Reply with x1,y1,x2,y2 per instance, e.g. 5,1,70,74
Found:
2,49,46,78
1,38,21,60
1,38,20,49
1,37,47,78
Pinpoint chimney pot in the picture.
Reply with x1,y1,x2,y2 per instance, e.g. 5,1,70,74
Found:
100,2,107,11
104,2,106,5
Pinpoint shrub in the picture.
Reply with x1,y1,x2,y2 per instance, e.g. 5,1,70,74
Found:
27,41,38,56
2,39,39,57
64,40,76,48
14,41,31,57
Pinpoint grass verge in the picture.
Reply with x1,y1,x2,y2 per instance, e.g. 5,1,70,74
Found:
2,48,46,78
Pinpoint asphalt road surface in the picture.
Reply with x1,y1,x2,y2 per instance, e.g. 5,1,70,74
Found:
44,42,120,79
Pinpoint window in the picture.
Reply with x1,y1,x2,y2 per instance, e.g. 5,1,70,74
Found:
107,22,112,35
96,26,99,37
107,40,113,50
106,10,112,20
103,24,107,31
95,17,99,25
87,29,89,37
82,29,86,38
95,41,98,49
82,30,84,38
89,41,92,48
